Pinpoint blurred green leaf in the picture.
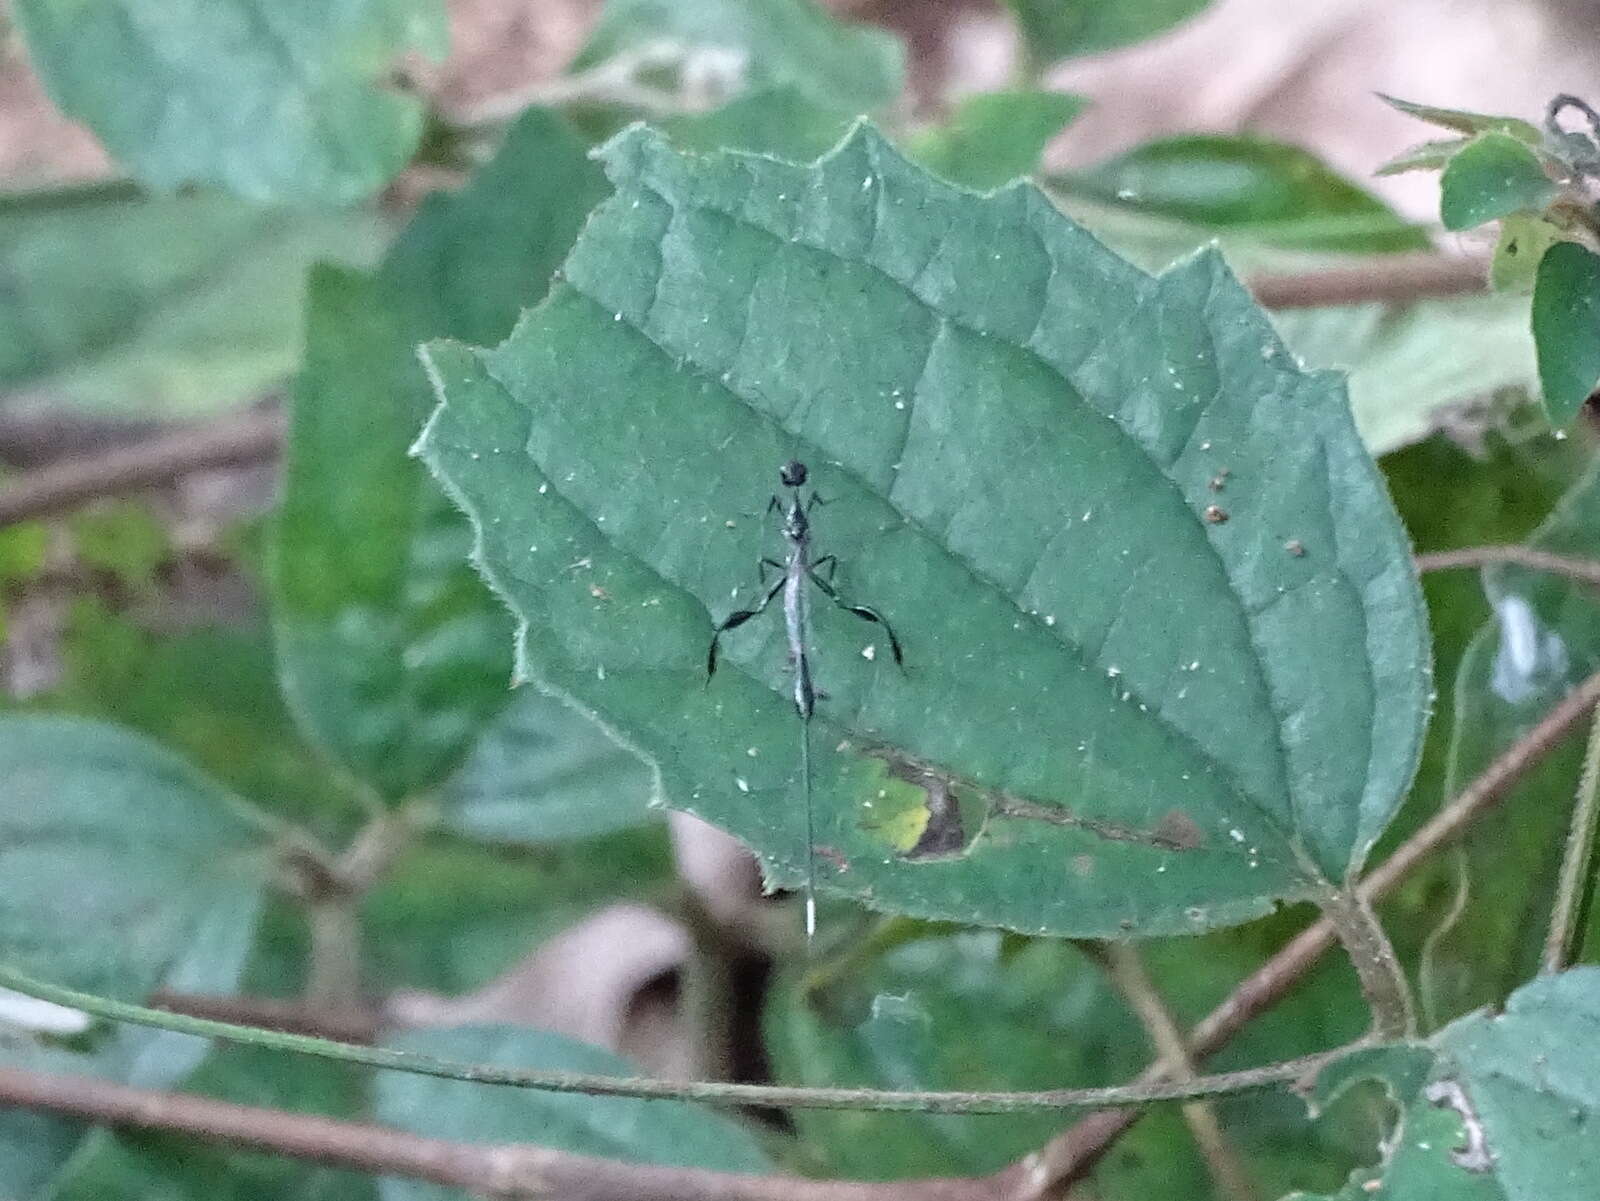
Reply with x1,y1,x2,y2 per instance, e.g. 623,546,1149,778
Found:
418,123,1430,936
0,184,381,416
908,91,1084,190
570,0,903,113
362,827,673,994
1271,294,1537,457
1378,95,1543,144
1420,456,1600,1025
662,85,854,160
1298,968,1600,1200
1,819,264,1198
1003,0,1212,64
13,0,447,204
52,1045,373,1201
0,714,268,1000
1056,134,1429,253
43,620,359,831
1531,240,1600,424
768,924,1368,1191
440,686,656,844
1438,133,1556,232
273,109,607,802
376,1025,767,1201
1490,213,1565,294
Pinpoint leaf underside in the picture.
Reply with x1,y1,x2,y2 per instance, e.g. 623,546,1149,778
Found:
417,122,1430,937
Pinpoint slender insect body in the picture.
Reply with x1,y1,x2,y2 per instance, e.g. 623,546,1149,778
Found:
706,459,903,944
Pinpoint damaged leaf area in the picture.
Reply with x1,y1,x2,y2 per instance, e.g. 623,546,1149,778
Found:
1297,968,1600,1200
416,122,1430,937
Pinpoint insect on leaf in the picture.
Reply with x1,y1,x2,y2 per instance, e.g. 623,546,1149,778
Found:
417,122,1431,938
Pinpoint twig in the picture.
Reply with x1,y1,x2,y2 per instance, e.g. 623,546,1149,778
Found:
0,407,282,527
1011,663,1600,1196
1244,254,1486,309
1078,942,1259,1201
0,958,1334,1115
1415,546,1600,587
0,1066,993,1201
1543,703,1600,972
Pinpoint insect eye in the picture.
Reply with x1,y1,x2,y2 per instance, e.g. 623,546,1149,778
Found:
780,459,808,487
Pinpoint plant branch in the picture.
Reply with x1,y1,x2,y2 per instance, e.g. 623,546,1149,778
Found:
1011,663,1600,1197
1543,702,1600,972
1415,545,1600,587
1244,254,1485,310
0,957,1337,1115
0,406,282,527
1316,886,1415,1039
1078,942,1259,1201
0,1066,993,1201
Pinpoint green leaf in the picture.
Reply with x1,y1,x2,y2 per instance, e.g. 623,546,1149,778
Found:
768,932,1139,1177
1439,133,1556,232
908,91,1084,190
0,714,267,1000
1298,968,1600,1200
1004,0,1212,63
1057,134,1429,253
273,109,608,801
375,1025,767,1201
570,0,904,113
440,686,657,843
1,808,264,1198
1378,95,1543,144
1490,214,1565,294
12,0,447,205
417,123,1431,936
0,183,381,416
1421,457,1600,1025
1532,240,1600,424
662,86,855,160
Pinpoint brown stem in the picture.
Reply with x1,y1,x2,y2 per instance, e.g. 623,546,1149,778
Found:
1078,942,1259,1201
0,1066,997,1201
1316,887,1414,1039
0,407,283,527
305,897,363,1012
1244,254,1486,310
1415,546,1600,587
1007,664,1600,1197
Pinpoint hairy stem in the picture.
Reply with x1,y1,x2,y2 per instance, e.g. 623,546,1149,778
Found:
1317,887,1415,1040
1543,702,1600,972
0,958,1339,1115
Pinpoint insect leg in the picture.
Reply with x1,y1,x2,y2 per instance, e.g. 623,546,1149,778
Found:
707,574,786,679
808,570,904,666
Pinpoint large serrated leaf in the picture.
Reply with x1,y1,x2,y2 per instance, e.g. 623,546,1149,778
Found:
417,123,1431,937
13,0,446,205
